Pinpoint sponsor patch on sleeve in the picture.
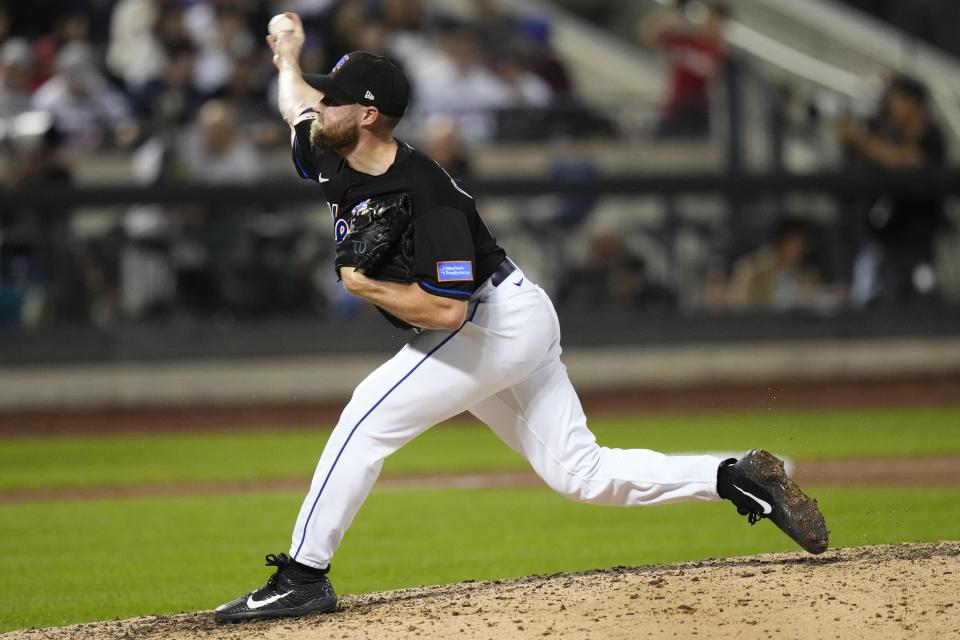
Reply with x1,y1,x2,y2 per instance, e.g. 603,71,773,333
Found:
436,261,474,282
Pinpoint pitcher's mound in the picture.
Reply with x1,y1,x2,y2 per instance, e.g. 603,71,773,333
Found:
7,542,959,640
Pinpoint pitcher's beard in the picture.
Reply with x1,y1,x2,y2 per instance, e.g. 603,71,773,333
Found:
310,118,359,151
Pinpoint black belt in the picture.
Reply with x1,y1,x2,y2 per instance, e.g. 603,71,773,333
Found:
490,257,517,287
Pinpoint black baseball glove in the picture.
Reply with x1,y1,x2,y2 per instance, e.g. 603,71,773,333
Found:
335,193,413,281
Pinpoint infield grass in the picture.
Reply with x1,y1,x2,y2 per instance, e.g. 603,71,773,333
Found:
2,406,960,491
1,485,959,632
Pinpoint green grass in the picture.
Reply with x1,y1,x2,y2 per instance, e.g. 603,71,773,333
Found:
1,404,958,632
1,485,958,633
2,406,959,491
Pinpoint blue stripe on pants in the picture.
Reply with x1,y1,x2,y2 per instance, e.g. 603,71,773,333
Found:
293,306,478,561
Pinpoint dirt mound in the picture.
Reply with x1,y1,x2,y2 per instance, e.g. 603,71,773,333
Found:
6,542,959,640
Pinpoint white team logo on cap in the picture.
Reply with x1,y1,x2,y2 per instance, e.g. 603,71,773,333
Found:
364,90,375,100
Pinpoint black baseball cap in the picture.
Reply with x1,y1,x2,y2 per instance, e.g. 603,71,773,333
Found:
304,52,410,118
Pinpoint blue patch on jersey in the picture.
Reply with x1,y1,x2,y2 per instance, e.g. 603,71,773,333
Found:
335,218,349,244
436,261,474,282
332,54,349,74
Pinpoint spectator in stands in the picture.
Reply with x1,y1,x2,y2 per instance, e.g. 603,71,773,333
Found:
1,112,80,327
130,41,202,135
555,231,621,309
378,0,447,101
422,115,471,180
25,36,56,93
324,0,378,63
610,252,676,314
489,49,552,109
3,112,71,206
555,232,675,314
0,38,32,118
214,53,284,146
640,1,729,138
726,219,829,312
836,74,947,303
186,4,257,97
516,16,573,98
406,21,520,141
176,98,261,184
468,0,520,60
456,7,558,139
326,2,388,59
31,41,137,149
52,8,94,49
352,19,390,58
380,0,433,45
509,16,611,139
107,0,189,92
168,99,263,314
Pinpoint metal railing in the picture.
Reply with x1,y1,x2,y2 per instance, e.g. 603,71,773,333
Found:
3,169,959,207
2,170,959,365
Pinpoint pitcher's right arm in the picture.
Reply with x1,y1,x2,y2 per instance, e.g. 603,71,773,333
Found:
266,13,323,127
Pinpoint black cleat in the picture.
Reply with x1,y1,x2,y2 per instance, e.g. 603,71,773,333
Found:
214,553,337,622
717,449,829,554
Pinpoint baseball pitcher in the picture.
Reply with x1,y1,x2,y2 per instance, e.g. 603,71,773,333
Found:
213,13,828,622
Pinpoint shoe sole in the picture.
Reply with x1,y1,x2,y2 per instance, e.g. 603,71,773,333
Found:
214,594,337,622
741,449,829,554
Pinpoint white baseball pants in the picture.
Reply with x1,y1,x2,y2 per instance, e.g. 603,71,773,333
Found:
290,266,723,568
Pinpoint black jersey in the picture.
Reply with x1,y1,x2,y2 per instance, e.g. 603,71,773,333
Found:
291,110,506,300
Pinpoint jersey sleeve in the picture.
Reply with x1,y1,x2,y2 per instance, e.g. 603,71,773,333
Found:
412,206,477,299
291,109,319,180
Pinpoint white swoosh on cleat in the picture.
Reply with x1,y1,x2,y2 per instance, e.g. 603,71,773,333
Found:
733,484,773,514
247,590,294,610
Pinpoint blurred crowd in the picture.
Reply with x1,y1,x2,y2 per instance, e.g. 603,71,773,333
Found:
550,2,952,317
0,0,587,152
0,0,597,327
532,68,952,317
0,1,955,329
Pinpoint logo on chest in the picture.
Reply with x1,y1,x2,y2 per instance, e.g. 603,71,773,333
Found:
334,199,372,244
334,218,350,244
436,261,474,282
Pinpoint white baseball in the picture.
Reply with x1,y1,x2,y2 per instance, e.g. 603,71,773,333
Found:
268,14,295,36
